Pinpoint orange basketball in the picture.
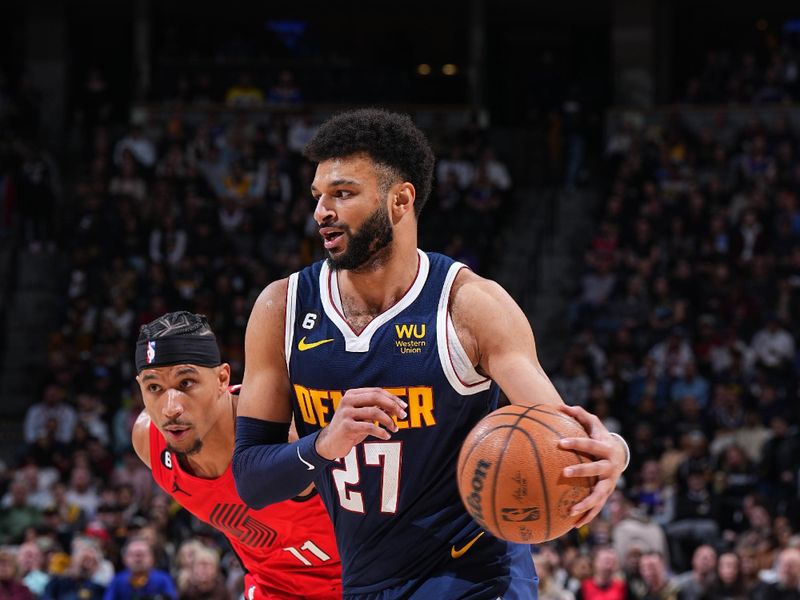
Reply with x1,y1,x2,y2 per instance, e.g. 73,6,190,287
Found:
456,404,595,544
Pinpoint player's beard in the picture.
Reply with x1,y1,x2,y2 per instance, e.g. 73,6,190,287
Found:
326,202,394,272
167,439,203,458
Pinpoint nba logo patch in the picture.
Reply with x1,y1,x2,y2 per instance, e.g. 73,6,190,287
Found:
146,341,156,364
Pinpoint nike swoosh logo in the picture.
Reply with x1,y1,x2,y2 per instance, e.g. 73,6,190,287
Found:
450,531,484,559
297,447,315,471
298,336,334,351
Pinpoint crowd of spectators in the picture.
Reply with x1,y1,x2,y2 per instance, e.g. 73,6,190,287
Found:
550,103,800,596
681,30,800,105
0,62,513,598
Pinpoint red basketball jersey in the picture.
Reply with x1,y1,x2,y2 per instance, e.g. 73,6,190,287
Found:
148,422,341,599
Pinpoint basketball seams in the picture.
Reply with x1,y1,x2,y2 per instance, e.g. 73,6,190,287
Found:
493,405,552,541
457,404,596,543
490,418,518,538
509,422,553,541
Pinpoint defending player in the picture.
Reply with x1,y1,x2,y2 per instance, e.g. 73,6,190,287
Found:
131,311,341,600
233,109,629,599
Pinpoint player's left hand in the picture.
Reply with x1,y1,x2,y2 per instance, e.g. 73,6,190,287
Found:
556,404,627,528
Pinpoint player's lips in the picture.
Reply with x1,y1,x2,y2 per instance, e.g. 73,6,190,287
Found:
319,227,345,250
164,426,191,441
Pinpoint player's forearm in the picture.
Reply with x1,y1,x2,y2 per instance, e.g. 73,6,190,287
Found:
232,416,332,508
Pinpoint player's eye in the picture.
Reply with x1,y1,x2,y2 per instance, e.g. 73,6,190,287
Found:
334,190,352,198
180,379,195,389
147,384,161,393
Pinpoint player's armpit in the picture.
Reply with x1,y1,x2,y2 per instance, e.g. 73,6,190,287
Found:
449,269,563,408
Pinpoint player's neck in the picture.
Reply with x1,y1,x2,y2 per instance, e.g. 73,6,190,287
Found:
337,237,419,316
180,392,236,479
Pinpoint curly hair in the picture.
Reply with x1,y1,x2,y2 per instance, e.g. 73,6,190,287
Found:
137,311,214,341
303,108,435,217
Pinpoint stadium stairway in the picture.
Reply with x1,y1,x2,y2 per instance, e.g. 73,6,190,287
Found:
525,188,598,372
0,247,62,459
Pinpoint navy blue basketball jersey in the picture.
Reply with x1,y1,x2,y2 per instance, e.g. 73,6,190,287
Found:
286,250,537,598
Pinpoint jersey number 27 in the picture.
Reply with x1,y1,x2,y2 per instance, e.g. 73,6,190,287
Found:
332,442,401,514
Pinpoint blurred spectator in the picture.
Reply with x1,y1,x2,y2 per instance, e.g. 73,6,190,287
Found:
702,551,747,600
267,69,303,104
609,492,671,571
42,538,107,600
65,466,100,521
672,544,717,600
176,545,227,600
751,317,796,375
23,384,77,446
647,328,695,379
670,362,710,409
103,538,176,600
0,548,33,600
630,551,678,600
576,547,626,600
16,541,49,596
113,126,156,169
631,460,674,527
0,480,42,544
750,547,800,600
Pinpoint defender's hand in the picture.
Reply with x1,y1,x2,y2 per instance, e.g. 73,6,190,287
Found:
315,388,407,460
557,404,627,528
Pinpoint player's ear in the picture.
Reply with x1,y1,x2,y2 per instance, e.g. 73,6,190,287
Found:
217,363,231,390
392,182,415,217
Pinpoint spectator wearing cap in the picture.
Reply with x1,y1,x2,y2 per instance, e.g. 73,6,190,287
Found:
103,537,176,600
0,548,33,600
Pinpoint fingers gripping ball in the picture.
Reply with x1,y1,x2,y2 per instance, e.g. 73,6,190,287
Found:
457,404,596,544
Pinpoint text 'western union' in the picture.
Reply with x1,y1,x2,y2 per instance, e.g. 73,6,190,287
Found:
293,385,436,429
395,324,427,354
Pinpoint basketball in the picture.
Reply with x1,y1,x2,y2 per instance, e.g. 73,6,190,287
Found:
456,404,595,544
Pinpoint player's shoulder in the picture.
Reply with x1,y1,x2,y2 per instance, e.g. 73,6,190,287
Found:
131,410,152,469
450,268,513,315
254,277,290,311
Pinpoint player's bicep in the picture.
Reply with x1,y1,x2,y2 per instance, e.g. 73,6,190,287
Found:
453,273,563,408
237,279,293,423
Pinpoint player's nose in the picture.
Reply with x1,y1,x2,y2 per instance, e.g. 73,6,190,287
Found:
162,388,184,418
313,194,336,225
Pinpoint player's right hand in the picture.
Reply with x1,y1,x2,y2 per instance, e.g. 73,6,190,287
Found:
314,388,407,460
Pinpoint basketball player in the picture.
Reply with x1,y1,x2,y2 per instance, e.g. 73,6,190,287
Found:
131,312,341,600
232,109,630,599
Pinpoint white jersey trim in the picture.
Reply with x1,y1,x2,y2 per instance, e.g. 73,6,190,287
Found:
284,272,299,370
320,249,430,353
436,263,491,395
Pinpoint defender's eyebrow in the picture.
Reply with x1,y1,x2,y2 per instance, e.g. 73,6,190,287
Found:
141,366,200,382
